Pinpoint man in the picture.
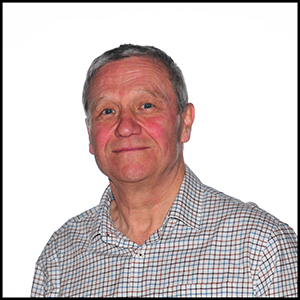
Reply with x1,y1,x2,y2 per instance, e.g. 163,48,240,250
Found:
31,44,297,297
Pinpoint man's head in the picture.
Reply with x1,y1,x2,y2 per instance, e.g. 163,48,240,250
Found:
83,44,189,125
83,44,194,185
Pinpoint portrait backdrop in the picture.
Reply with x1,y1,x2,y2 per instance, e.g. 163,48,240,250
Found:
3,3,297,297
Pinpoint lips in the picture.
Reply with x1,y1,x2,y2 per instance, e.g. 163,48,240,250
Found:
113,147,150,153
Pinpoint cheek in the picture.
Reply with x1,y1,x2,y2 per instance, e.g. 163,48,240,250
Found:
91,123,113,152
144,114,181,148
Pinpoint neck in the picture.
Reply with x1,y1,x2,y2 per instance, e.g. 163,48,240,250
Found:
109,160,185,246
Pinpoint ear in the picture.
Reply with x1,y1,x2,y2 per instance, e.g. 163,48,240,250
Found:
86,118,94,155
180,103,195,143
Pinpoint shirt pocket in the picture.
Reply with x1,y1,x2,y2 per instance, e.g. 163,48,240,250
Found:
162,282,245,297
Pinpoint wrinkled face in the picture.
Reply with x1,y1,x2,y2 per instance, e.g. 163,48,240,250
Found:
86,56,193,184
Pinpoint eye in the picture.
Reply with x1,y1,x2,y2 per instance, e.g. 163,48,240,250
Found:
102,108,115,115
141,103,153,109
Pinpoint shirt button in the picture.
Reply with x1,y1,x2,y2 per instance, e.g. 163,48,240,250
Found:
136,250,145,258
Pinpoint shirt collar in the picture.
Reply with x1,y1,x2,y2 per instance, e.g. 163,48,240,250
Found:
164,164,203,231
89,185,115,243
90,164,204,243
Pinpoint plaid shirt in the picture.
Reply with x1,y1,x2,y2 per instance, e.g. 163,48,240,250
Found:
31,165,297,297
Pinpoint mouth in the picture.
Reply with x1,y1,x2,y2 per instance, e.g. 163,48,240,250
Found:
113,147,150,153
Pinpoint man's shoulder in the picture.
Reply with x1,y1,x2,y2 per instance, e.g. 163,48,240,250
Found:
185,166,291,237
36,186,113,264
201,183,282,229
46,186,112,244
41,205,100,252
56,205,100,235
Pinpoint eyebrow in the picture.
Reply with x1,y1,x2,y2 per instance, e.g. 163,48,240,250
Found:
133,87,169,103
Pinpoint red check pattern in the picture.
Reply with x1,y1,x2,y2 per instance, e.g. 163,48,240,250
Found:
31,165,298,297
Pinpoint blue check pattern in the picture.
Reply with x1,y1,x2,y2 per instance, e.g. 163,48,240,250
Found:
31,165,297,297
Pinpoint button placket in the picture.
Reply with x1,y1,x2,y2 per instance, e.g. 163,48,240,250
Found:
130,247,146,297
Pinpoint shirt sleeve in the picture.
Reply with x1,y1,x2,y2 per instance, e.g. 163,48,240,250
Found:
31,262,47,297
31,236,61,297
255,222,298,297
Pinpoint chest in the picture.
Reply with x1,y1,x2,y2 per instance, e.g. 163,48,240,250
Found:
57,227,255,297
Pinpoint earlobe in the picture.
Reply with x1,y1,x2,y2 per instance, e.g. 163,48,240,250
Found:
181,103,195,143
89,143,94,155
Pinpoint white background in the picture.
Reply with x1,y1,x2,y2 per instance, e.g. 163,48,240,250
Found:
3,3,297,297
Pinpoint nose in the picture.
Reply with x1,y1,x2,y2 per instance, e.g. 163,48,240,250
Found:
115,113,142,137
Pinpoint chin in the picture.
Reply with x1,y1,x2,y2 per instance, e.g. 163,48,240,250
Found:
108,163,156,184
115,169,151,183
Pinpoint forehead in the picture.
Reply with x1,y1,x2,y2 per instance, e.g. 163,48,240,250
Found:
87,56,174,99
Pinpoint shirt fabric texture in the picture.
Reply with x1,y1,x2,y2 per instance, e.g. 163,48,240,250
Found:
31,165,298,297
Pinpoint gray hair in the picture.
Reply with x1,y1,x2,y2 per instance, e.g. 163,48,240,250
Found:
82,44,188,123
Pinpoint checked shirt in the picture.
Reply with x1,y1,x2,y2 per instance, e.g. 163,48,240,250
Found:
31,165,298,297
